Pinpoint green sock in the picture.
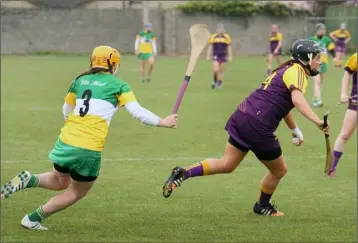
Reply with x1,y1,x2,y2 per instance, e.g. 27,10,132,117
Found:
26,174,40,188
28,206,49,222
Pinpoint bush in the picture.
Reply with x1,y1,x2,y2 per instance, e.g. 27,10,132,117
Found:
177,1,311,17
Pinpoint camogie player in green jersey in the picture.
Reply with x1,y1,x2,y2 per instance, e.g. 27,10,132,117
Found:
1,45,177,230
135,23,157,83
309,23,337,107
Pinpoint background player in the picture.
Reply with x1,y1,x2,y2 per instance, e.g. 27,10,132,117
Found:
328,52,357,177
135,23,157,83
329,23,351,68
162,39,329,216
0,45,177,230
266,24,283,76
207,23,232,89
309,23,336,107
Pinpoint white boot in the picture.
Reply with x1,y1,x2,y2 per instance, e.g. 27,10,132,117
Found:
21,215,48,230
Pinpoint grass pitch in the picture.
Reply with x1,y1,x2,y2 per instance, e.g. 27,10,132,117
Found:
1,55,356,242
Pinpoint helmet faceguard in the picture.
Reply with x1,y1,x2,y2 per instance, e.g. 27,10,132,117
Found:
291,39,323,76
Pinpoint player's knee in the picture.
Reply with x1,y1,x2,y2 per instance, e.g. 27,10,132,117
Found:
340,131,352,141
271,166,287,179
71,188,89,200
221,158,237,173
58,177,71,190
276,167,287,179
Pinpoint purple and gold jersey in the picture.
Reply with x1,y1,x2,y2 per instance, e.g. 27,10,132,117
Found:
269,32,283,52
237,63,307,134
208,33,231,56
345,52,357,98
332,29,351,47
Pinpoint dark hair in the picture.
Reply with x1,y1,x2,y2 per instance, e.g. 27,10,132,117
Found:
272,59,309,75
75,67,110,80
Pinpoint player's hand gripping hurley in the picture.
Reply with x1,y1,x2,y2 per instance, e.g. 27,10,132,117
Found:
322,111,334,174
172,24,211,114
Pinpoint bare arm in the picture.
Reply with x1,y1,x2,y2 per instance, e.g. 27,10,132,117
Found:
329,32,337,41
291,89,321,126
341,71,352,102
345,37,351,44
283,111,297,129
284,111,304,145
275,40,282,52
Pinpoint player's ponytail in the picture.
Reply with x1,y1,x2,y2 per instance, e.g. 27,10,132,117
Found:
271,59,305,73
75,67,109,80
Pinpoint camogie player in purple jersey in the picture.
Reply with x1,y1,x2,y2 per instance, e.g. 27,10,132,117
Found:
162,39,330,216
329,23,351,68
266,24,283,76
328,52,357,177
207,23,232,89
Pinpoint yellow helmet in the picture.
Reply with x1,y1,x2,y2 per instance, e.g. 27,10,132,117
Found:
90,45,120,70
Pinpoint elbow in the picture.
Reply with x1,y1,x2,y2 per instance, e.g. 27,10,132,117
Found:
291,91,301,107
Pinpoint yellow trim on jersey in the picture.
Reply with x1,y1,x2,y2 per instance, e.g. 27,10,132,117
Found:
321,54,329,64
332,29,351,39
327,43,335,51
345,53,357,73
59,114,108,152
269,32,283,42
209,33,231,45
282,64,308,94
64,93,76,105
117,91,137,107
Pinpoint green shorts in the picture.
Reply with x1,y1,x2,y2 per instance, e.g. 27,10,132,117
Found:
49,139,102,181
319,63,328,74
138,53,154,61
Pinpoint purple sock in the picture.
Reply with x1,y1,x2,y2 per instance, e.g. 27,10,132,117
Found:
184,163,204,179
259,191,273,206
332,150,343,169
217,80,222,87
266,69,271,76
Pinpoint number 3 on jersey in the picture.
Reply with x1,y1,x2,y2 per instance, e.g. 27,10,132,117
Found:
79,89,92,117
262,72,276,90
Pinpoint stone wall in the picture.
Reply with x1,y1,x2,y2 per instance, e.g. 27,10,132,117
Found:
1,7,312,55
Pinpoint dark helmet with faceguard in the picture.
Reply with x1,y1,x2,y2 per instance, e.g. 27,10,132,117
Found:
290,39,323,76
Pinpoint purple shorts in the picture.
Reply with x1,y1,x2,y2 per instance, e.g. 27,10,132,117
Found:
269,47,281,56
335,45,346,53
213,54,227,63
225,110,282,161
348,97,357,111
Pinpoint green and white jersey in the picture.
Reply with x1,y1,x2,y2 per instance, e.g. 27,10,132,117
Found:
308,35,335,63
60,73,137,152
136,31,156,54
